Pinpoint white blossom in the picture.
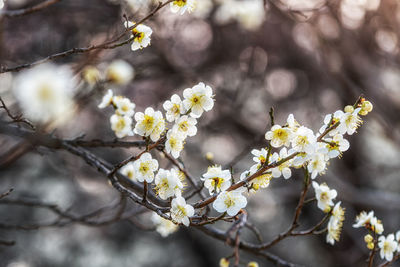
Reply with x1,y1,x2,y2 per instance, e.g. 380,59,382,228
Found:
165,130,185,158
308,152,328,179
265,125,292,148
321,134,350,158
13,63,75,124
240,170,272,191
182,82,214,118
213,188,247,216
312,182,337,212
170,196,194,226
151,213,178,237
202,165,232,195
114,97,135,117
378,234,398,261
133,152,159,183
106,60,135,85
337,108,362,135
120,162,136,181
353,210,384,234
170,0,196,15
98,89,114,109
134,107,165,142
270,147,292,179
163,94,186,122
326,202,345,245
291,126,317,154
172,115,197,137
110,114,134,138
154,168,183,200
125,21,153,51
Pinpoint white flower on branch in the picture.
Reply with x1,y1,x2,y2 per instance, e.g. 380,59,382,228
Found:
291,126,317,154
353,210,384,234
312,182,337,212
326,202,345,245
202,165,232,195
320,134,350,159
98,89,114,109
307,152,328,179
163,94,186,122
134,107,165,142
170,0,196,15
114,97,135,117
133,152,159,183
270,147,292,179
110,114,134,138
151,213,179,237
183,82,214,118
213,188,247,216
120,162,136,181
13,63,75,124
265,124,293,148
337,108,363,135
105,59,135,85
240,170,272,192
170,195,194,226
125,21,153,51
378,234,398,261
172,115,197,138
154,168,183,200
165,130,185,158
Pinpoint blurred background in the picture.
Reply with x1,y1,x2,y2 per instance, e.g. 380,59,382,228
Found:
1,0,400,266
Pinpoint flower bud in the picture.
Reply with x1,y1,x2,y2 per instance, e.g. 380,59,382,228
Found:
367,242,374,250
247,262,259,267
82,66,101,85
219,258,229,267
344,105,354,113
364,234,373,243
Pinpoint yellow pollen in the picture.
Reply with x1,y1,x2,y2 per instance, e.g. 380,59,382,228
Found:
224,196,234,208
38,84,53,101
143,115,154,131
173,0,187,7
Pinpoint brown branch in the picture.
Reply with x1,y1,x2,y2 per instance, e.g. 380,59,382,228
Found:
1,0,61,18
0,0,173,73
0,188,13,199
378,253,400,267
0,97,35,129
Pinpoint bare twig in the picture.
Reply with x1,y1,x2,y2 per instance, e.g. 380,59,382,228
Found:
1,0,61,18
0,0,173,73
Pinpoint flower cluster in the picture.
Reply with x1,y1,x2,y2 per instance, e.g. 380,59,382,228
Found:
163,82,214,158
353,210,400,261
98,89,136,138
207,98,372,237
98,82,214,229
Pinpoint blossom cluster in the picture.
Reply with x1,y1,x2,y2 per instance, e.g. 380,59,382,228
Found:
98,82,214,232
203,98,372,245
353,210,400,262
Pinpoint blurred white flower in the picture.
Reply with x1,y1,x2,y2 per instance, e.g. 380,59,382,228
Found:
120,162,136,181
98,89,114,109
151,213,178,237
170,0,196,15
378,234,397,261
114,97,135,117
106,60,135,85
110,114,134,138
125,21,153,51
13,63,75,124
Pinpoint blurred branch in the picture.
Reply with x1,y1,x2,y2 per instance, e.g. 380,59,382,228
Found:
0,0,173,73
1,0,61,18
0,97,35,129
0,188,13,199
